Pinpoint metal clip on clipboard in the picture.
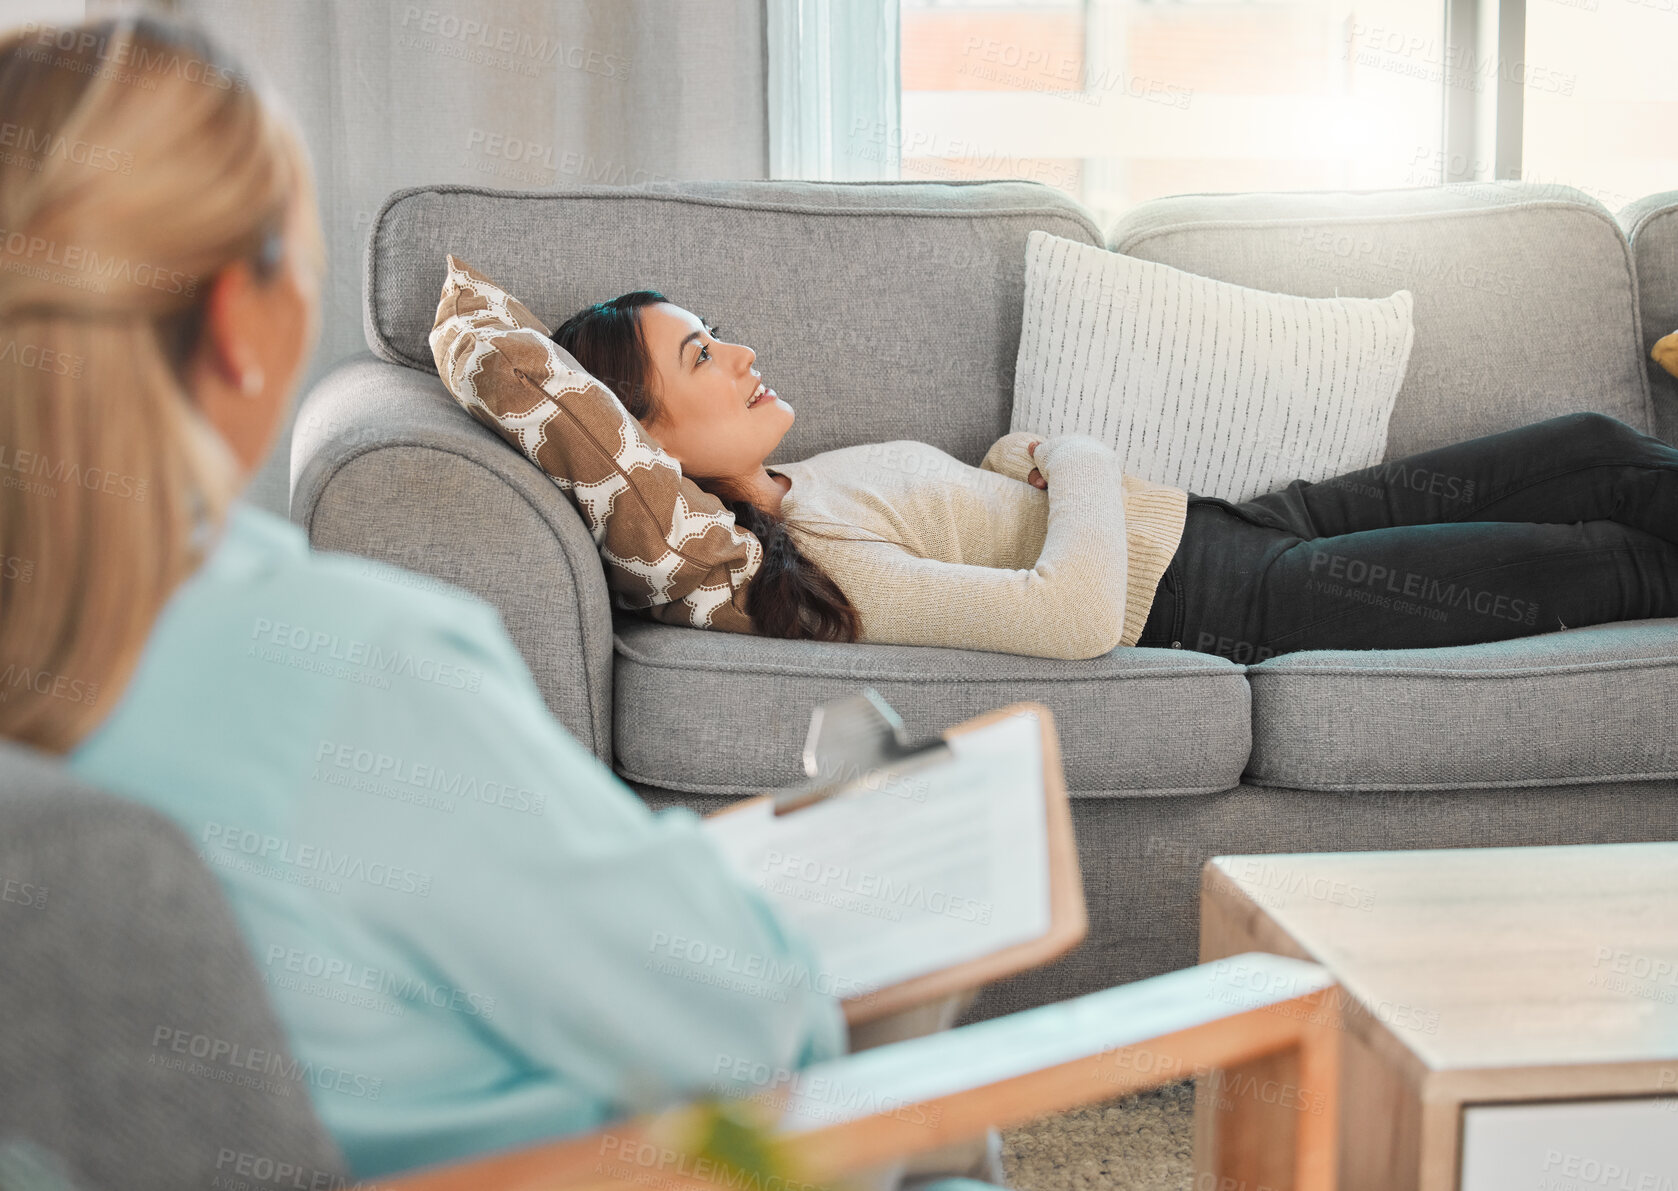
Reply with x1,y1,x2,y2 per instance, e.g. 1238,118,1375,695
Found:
771,688,955,816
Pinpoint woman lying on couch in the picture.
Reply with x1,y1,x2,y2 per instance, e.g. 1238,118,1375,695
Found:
0,16,1006,1189
551,296,1678,662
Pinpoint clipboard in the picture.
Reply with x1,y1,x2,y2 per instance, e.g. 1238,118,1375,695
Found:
707,692,1086,1025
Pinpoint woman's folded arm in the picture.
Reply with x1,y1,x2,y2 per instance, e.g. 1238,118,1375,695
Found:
827,434,1130,659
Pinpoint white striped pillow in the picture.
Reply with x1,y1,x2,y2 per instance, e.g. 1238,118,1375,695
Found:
1012,230,1415,502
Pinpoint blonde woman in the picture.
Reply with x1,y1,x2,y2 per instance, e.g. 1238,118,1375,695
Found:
0,15,849,1181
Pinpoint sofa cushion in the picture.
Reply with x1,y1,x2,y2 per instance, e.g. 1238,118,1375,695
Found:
428,255,761,632
365,179,1104,469
611,617,1251,798
1619,190,1678,446
1107,181,1654,461
1243,620,1678,791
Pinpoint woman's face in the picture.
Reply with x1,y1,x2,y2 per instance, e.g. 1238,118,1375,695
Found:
634,303,793,479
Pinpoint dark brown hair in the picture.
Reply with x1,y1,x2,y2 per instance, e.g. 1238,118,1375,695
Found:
550,293,863,642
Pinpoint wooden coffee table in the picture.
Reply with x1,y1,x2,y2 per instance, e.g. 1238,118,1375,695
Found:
1195,843,1678,1191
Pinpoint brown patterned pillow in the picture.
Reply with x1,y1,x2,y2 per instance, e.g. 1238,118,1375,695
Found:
428,255,761,633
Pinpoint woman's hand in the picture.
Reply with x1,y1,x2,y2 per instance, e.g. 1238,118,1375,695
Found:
1026,440,1046,489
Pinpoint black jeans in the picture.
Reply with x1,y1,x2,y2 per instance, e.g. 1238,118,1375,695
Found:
1136,412,1678,661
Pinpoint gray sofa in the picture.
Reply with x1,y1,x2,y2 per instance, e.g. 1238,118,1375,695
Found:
290,177,1678,1021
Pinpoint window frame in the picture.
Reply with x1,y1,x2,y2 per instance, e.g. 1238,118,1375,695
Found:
770,0,1532,191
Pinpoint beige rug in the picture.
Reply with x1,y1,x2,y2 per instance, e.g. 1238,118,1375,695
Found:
1000,1081,1195,1191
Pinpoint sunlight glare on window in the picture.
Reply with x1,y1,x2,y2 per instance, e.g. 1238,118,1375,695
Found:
1521,1,1678,218
900,0,1448,230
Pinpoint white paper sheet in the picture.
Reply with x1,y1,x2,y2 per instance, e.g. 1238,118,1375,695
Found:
702,710,1053,998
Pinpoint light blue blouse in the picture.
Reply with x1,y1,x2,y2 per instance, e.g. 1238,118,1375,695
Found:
68,503,847,1179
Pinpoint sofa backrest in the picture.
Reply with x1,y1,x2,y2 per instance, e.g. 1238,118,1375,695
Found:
362,179,1103,467
1107,181,1655,460
1619,189,1678,446
0,741,346,1191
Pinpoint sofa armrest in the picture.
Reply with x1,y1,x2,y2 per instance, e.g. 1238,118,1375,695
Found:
1619,190,1678,447
289,353,616,761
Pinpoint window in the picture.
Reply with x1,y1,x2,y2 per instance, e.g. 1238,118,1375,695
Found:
899,0,1453,229
764,1,1675,224
1520,1,1678,216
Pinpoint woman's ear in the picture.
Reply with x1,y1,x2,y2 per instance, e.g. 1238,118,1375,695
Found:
199,258,266,392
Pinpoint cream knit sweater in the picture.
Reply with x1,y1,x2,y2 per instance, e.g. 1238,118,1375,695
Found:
770,431,1189,659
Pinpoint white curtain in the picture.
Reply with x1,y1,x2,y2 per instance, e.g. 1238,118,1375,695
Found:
60,0,773,513
766,0,899,181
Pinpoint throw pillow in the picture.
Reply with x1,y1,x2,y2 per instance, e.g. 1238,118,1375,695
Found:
1012,230,1416,502
428,255,761,633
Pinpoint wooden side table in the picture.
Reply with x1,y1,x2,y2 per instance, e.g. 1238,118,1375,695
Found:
1195,843,1678,1191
